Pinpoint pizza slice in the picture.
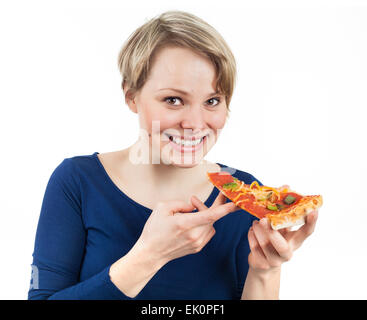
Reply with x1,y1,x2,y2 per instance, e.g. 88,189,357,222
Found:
207,171,323,230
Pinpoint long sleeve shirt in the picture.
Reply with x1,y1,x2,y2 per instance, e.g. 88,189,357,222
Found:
28,152,261,300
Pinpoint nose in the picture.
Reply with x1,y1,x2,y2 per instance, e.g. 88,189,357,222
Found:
180,105,206,133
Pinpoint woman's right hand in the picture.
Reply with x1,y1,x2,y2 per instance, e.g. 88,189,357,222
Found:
135,192,238,265
109,192,238,298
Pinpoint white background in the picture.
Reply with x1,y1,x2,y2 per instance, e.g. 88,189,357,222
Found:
0,0,366,299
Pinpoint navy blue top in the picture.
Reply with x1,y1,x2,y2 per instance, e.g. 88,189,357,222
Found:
28,152,262,300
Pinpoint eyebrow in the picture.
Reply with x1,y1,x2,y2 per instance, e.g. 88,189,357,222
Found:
158,88,220,97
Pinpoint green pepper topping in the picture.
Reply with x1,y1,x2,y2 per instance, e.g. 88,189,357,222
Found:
223,182,238,192
267,204,278,211
284,195,296,205
276,203,285,210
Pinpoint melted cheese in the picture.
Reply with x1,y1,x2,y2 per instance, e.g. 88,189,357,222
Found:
233,193,243,202
231,180,281,204
235,198,250,206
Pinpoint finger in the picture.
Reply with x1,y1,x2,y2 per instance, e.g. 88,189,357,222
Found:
157,200,195,216
248,226,265,258
252,220,278,260
289,210,319,250
190,192,228,212
279,227,292,237
252,219,289,265
279,185,290,189
259,218,292,261
248,226,269,267
278,227,294,244
211,192,227,208
190,195,208,211
185,201,238,227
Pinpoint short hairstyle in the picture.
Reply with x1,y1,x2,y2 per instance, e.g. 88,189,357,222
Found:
117,10,237,111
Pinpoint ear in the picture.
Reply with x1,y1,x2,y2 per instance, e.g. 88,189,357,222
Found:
123,81,138,114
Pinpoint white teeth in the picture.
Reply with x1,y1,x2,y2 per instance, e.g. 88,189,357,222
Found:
171,136,203,146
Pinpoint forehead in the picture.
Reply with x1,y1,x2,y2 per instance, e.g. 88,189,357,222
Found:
146,46,217,92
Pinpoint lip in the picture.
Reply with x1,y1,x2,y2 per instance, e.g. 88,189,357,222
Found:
168,135,207,153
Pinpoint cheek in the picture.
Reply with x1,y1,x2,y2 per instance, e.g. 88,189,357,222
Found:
137,103,161,131
138,104,178,135
209,109,227,129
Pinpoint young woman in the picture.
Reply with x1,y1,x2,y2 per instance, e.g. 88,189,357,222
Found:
28,10,318,300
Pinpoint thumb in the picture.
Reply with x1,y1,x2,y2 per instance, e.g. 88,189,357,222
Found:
279,185,291,192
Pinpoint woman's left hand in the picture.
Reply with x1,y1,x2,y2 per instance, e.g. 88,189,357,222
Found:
248,209,318,274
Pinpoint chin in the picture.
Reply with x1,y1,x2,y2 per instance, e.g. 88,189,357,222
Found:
160,152,206,168
170,161,201,168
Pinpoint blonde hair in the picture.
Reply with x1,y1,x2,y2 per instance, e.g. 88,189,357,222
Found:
117,10,237,111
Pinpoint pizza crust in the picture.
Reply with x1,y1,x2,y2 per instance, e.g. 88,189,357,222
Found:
266,195,323,230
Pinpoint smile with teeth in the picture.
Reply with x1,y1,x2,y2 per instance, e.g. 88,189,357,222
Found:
170,136,203,146
166,134,206,147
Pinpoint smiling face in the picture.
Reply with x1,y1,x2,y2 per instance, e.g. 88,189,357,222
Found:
125,46,228,168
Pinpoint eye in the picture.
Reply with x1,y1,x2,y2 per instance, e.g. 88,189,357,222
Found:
206,97,221,107
164,96,182,106
163,96,221,107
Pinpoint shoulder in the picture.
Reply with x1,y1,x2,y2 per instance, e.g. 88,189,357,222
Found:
216,162,263,186
64,152,100,171
49,152,99,186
